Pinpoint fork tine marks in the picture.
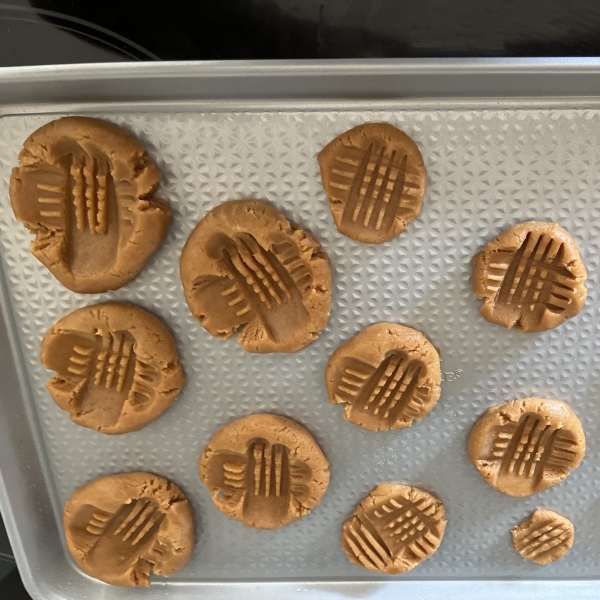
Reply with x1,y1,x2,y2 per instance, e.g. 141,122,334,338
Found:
238,234,290,301
133,512,166,547
115,500,148,537
344,522,390,570
71,157,87,232
104,500,140,536
95,158,109,234
120,500,154,541
366,150,396,230
357,147,386,227
84,157,98,234
375,154,407,233
130,508,165,546
342,143,373,226
86,510,110,535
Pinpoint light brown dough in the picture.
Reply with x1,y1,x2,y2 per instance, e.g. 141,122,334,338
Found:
199,413,330,529
472,221,587,332
41,302,185,434
325,323,442,431
180,199,332,353
63,472,194,587
10,116,171,293
469,398,585,497
512,509,574,565
318,123,427,244
341,484,447,575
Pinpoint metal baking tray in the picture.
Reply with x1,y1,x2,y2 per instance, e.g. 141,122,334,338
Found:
1,59,600,600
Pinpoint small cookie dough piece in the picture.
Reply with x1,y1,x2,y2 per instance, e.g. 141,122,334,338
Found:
318,123,427,244
180,199,332,353
512,509,574,565
41,302,185,434
469,398,585,497
472,222,587,332
63,472,194,587
199,413,330,529
341,484,447,575
325,323,442,432
10,116,170,293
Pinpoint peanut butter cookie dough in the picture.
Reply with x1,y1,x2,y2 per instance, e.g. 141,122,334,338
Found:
318,123,427,244
512,509,574,565
180,199,332,353
472,221,587,332
41,302,185,434
10,117,171,293
63,472,194,587
469,398,585,497
341,484,447,575
199,413,330,529
325,323,442,431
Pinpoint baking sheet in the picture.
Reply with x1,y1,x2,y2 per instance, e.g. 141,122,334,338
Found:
1,106,600,585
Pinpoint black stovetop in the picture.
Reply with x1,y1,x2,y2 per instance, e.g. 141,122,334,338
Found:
4,0,600,66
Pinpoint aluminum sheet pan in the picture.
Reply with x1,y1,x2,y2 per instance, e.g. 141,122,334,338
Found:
1,60,600,600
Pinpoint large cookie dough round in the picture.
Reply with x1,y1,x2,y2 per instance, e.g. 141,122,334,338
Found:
63,472,195,587
512,509,574,565
341,484,447,575
180,199,332,353
41,302,185,434
9,116,171,293
199,413,330,529
469,398,585,497
472,221,587,332
318,123,427,244
325,323,442,431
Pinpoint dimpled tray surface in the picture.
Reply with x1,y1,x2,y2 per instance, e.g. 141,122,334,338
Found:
1,63,600,599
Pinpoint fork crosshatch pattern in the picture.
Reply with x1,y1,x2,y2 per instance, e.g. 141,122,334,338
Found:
318,123,427,244
62,472,194,586
180,199,332,353
341,484,447,574
9,117,171,294
325,323,442,432
472,222,588,332
199,413,329,530
511,509,575,565
0,109,600,578
40,302,184,434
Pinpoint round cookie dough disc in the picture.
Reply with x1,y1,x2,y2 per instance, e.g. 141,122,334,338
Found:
41,302,185,434
325,323,442,431
199,413,330,529
512,509,574,565
180,199,332,353
9,116,171,293
63,472,195,587
341,484,447,575
318,123,427,244
472,221,587,332
468,398,585,497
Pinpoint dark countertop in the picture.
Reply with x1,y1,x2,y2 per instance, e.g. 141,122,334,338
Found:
2,0,600,597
